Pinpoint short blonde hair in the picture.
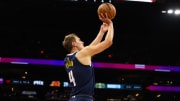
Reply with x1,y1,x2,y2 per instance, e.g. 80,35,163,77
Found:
62,33,78,52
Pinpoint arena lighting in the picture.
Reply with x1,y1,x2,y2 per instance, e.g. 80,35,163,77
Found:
50,80,61,87
162,9,180,16
106,84,121,89
0,78,3,84
146,85,180,92
11,79,30,85
167,9,180,15
64,82,142,90
174,9,180,15
33,80,44,86
22,91,37,95
125,0,155,3
0,57,180,72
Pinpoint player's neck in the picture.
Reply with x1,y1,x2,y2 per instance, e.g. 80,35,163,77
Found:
70,49,78,54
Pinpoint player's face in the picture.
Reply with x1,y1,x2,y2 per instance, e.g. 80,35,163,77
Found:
75,37,84,50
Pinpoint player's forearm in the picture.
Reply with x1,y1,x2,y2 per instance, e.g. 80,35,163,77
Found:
90,30,105,45
105,22,114,42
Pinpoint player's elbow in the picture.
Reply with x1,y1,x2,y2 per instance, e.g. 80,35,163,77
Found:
106,40,113,47
109,40,113,46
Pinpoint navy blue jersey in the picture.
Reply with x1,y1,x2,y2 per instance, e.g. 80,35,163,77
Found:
64,52,95,96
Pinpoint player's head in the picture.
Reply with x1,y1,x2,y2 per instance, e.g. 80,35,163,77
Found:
63,33,84,52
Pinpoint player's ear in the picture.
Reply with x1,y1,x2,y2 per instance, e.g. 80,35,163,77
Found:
72,41,76,47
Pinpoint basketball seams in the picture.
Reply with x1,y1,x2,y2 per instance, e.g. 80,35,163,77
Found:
97,3,116,20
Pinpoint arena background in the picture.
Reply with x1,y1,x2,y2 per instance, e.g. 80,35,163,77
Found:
0,0,180,101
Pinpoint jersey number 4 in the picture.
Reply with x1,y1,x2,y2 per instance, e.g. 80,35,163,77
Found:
68,70,76,86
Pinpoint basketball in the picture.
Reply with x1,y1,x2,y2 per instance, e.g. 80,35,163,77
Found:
97,3,116,20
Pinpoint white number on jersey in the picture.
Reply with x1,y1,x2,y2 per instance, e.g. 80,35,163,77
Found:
68,70,76,86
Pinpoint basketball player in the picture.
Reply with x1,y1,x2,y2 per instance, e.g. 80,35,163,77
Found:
62,13,114,101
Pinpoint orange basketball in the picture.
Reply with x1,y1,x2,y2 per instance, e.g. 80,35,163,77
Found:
97,3,116,20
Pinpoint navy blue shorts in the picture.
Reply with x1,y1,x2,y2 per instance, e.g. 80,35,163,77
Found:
69,94,93,101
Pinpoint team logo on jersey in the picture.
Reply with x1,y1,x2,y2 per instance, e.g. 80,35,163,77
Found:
65,60,74,68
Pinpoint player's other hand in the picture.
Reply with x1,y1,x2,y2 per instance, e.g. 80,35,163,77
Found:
98,13,112,25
